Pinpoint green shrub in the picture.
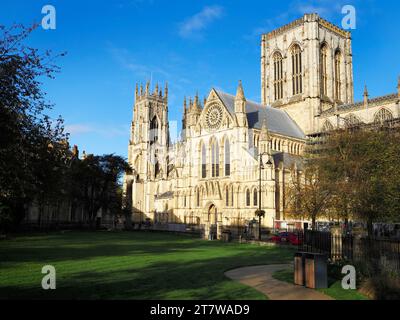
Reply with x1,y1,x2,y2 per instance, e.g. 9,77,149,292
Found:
361,275,400,300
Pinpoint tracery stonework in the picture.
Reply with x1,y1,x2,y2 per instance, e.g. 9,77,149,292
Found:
205,104,223,130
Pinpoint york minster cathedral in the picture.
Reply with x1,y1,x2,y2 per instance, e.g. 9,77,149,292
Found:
123,13,400,237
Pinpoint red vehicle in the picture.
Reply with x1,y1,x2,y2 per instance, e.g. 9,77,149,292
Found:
271,232,302,245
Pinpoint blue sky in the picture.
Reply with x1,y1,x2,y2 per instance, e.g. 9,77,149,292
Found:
1,0,399,158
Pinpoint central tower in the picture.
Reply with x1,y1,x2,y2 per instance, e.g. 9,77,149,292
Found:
260,13,354,134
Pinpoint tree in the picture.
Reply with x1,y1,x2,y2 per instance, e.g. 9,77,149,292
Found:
0,24,131,233
286,159,333,230
317,130,357,227
67,154,130,227
314,128,400,236
31,117,71,226
0,23,67,231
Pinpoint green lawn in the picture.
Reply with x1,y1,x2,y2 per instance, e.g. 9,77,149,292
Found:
0,231,294,300
272,269,369,300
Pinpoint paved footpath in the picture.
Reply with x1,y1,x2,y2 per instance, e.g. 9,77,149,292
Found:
225,264,333,300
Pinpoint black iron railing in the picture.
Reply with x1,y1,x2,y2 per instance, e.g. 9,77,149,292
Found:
298,230,400,275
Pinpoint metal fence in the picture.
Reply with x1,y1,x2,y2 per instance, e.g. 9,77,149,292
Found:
298,230,400,275
221,225,248,240
148,222,204,236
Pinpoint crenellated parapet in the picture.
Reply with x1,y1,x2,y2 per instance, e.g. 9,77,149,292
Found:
264,13,351,40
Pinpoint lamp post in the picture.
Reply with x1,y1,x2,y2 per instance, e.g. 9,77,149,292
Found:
255,152,272,241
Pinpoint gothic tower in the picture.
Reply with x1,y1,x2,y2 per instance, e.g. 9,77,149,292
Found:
260,13,354,134
125,81,170,222
183,94,202,140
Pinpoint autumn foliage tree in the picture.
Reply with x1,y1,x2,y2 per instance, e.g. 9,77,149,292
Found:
286,159,333,230
287,126,400,235
318,127,400,235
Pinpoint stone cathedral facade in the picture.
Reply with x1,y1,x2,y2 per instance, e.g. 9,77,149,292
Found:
123,13,400,235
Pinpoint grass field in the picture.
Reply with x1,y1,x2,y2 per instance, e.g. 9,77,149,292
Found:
272,269,369,300
0,231,294,300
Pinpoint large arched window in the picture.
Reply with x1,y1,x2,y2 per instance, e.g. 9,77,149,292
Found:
253,189,258,207
273,52,284,100
196,188,200,207
374,108,394,125
334,50,341,101
246,189,251,207
224,139,230,176
291,44,302,95
345,114,362,127
225,186,229,207
150,116,159,145
211,140,219,177
155,160,160,178
200,187,204,205
320,44,328,96
231,185,234,207
201,144,206,178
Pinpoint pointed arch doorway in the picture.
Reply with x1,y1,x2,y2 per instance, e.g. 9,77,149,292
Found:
206,203,221,240
208,204,217,224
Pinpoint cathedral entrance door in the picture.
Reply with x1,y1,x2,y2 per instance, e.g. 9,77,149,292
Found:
208,204,217,224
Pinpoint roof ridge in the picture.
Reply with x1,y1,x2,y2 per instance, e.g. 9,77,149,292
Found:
215,89,267,108
214,89,305,139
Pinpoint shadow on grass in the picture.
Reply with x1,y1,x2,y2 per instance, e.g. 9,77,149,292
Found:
1,231,244,264
1,255,286,300
0,231,294,300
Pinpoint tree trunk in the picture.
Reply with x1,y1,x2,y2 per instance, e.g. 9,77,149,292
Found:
367,218,373,238
344,217,349,234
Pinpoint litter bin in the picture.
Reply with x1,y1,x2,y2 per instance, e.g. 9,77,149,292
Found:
304,253,328,289
294,252,307,286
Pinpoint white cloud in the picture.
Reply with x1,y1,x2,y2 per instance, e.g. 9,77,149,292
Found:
106,43,199,107
65,123,129,138
65,124,93,135
107,45,170,79
178,5,224,39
